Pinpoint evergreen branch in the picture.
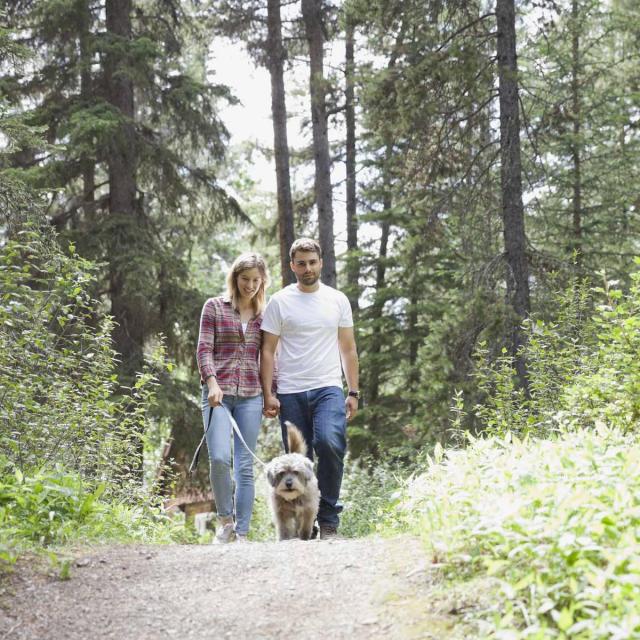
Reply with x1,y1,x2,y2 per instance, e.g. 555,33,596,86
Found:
49,189,110,228
433,12,496,55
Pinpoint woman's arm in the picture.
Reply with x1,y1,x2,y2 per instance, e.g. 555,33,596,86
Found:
261,331,280,417
196,299,224,406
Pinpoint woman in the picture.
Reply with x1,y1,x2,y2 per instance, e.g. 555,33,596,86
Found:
196,252,270,543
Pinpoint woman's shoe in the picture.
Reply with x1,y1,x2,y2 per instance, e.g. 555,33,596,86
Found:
215,521,236,544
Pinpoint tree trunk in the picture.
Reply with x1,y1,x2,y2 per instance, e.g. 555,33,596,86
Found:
496,0,529,389
301,0,336,287
267,0,296,287
366,222,390,406
365,142,393,437
80,0,95,229
105,0,143,383
570,0,582,264
364,31,404,437
345,18,359,312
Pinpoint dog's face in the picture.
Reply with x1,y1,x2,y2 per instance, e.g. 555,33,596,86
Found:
266,454,314,501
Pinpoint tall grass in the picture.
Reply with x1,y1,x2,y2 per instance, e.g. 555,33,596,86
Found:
387,427,640,638
382,270,640,637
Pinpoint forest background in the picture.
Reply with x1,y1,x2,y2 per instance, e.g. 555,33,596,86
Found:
3,2,640,635
2,0,639,495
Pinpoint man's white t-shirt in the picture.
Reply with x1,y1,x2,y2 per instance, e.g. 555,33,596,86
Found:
261,283,353,393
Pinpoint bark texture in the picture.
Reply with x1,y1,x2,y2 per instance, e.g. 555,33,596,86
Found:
105,0,143,382
301,0,336,286
267,0,296,286
570,0,582,263
496,0,530,388
345,19,359,312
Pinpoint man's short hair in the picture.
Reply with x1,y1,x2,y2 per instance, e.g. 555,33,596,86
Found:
289,238,322,261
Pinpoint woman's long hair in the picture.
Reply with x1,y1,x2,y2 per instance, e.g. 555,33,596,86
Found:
226,252,270,315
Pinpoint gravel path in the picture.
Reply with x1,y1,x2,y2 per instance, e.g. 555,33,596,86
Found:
0,535,447,640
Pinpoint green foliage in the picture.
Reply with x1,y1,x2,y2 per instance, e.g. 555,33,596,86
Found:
339,456,404,538
472,271,640,438
0,457,193,573
380,266,640,636
386,427,640,639
522,0,640,280
0,229,157,489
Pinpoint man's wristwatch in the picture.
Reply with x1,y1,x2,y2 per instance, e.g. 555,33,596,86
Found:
348,390,360,399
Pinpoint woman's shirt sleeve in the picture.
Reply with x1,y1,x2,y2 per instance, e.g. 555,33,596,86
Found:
196,298,217,382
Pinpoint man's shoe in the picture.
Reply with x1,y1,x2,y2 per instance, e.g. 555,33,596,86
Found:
319,525,339,540
215,522,236,544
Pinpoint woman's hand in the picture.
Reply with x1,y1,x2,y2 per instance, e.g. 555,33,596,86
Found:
207,378,224,407
263,393,280,418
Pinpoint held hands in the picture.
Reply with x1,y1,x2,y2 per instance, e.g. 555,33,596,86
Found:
346,395,358,421
207,379,224,407
263,394,280,418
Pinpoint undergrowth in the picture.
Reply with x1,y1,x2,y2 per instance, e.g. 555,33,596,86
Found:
386,427,640,639
381,270,640,638
0,458,196,575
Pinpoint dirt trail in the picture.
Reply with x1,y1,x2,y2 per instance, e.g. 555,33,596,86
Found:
0,535,456,640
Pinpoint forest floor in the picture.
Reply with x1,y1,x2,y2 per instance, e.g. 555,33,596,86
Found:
0,534,472,640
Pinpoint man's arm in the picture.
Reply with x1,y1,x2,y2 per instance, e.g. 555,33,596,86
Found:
338,326,359,420
261,331,280,417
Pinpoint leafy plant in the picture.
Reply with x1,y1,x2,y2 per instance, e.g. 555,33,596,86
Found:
340,455,404,538
387,426,640,638
0,228,162,496
0,456,194,572
472,270,640,439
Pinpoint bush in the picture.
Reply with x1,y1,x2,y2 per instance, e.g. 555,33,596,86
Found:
0,229,158,496
340,456,405,538
472,269,640,438
0,456,193,573
388,427,640,639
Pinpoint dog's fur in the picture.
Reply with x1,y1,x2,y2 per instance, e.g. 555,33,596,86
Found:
265,422,320,541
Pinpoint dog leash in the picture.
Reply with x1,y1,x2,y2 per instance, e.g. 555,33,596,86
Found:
189,404,268,474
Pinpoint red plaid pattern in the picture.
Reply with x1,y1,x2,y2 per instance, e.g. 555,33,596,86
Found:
196,296,263,397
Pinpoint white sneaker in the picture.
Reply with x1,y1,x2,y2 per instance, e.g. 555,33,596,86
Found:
215,522,236,544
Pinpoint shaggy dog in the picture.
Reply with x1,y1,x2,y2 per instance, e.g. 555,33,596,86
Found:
266,422,320,541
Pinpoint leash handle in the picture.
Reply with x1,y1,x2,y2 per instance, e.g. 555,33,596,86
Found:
189,406,214,474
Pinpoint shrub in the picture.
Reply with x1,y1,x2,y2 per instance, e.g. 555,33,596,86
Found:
389,427,640,639
340,456,405,538
472,269,640,438
0,229,158,496
0,455,194,573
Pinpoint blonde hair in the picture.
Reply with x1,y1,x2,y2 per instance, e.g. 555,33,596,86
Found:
226,252,270,315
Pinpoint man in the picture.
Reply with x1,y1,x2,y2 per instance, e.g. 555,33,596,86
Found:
261,238,359,539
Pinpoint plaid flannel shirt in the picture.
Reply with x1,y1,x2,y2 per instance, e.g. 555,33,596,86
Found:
196,296,263,397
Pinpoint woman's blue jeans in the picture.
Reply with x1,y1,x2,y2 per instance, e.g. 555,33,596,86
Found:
200,387,263,535
277,386,347,528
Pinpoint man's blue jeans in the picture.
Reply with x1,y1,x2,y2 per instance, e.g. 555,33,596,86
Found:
277,386,347,528
200,387,263,536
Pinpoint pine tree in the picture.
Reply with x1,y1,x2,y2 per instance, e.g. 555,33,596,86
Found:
496,0,530,389
3,0,240,384
301,0,336,286
522,0,640,283
267,0,296,285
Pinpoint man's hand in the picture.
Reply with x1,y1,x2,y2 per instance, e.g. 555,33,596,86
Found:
207,379,224,407
345,395,358,421
263,393,280,418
